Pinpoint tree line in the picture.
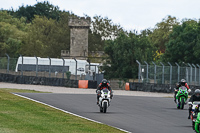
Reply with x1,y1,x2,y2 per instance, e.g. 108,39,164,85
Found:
0,1,200,79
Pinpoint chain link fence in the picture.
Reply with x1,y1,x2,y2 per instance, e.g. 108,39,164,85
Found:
137,60,200,86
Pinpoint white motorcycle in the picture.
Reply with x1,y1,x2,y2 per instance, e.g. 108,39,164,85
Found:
97,88,111,113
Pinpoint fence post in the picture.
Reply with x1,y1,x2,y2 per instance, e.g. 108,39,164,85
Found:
20,55,23,76
188,63,192,84
197,64,200,86
73,58,77,80
152,61,156,84
192,64,197,86
5,53,10,74
175,62,180,82
160,62,165,84
48,57,51,78
136,60,141,83
62,58,65,79
168,62,172,85
144,61,148,83
35,56,38,77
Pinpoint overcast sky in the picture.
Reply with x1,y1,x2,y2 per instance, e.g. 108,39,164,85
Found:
1,0,200,31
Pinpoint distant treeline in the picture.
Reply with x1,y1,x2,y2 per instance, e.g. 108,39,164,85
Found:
1,1,200,79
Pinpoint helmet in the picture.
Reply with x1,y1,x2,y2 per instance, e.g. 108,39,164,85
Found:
195,89,200,97
101,79,108,87
180,79,186,86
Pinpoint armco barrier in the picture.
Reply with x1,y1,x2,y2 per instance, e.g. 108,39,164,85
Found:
0,73,99,88
2,73,197,91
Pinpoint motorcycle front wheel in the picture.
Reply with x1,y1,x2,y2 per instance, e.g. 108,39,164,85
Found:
103,102,107,113
180,98,185,109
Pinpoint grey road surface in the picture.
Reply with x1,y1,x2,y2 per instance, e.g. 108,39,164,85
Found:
15,93,193,133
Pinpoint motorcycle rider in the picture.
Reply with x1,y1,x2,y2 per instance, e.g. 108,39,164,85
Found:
174,79,191,103
96,79,113,104
188,89,200,119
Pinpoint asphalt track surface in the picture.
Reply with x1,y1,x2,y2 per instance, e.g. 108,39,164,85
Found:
15,93,193,133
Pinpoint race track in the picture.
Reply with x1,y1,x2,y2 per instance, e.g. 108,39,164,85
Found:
15,93,193,133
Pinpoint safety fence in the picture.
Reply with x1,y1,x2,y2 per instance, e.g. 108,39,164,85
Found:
0,56,101,81
136,60,200,86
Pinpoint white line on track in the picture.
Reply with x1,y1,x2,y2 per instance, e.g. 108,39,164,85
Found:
13,93,131,133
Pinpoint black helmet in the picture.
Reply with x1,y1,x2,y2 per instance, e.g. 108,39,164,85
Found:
101,79,108,87
180,79,186,86
195,89,200,97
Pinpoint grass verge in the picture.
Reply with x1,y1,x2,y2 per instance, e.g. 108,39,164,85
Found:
0,88,125,133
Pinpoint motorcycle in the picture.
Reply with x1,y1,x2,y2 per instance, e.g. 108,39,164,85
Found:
194,112,200,133
188,101,200,130
97,88,111,113
175,86,188,109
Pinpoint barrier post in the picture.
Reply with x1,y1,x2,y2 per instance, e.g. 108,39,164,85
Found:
160,62,165,84
136,60,141,83
197,64,200,86
175,62,180,82
74,58,77,80
35,56,38,77
144,61,148,83
5,53,10,74
188,63,192,84
62,58,65,79
48,57,51,78
20,55,23,76
192,64,197,85
152,61,156,84
168,62,172,85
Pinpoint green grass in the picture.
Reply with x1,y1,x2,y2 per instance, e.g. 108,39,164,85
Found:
0,88,124,133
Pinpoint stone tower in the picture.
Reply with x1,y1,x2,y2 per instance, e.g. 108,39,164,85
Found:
68,17,91,59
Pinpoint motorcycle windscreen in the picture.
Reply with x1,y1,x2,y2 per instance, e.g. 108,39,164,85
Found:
102,89,109,93
180,86,187,91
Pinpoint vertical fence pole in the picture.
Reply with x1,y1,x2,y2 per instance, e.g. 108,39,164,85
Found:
192,64,197,86
152,61,156,84
35,56,38,77
168,62,172,85
136,60,141,83
62,58,65,79
160,62,165,84
48,57,51,78
197,64,200,86
74,58,77,80
175,62,180,82
144,61,148,83
20,55,23,76
187,63,192,85
5,53,10,74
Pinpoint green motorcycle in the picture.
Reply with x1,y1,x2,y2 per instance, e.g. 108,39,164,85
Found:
175,86,188,109
194,112,200,133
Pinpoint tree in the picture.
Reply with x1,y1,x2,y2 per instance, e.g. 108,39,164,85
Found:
88,15,124,52
20,14,70,58
15,1,61,23
0,11,27,57
103,32,154,79
149,15,179,53
162,19,200,64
